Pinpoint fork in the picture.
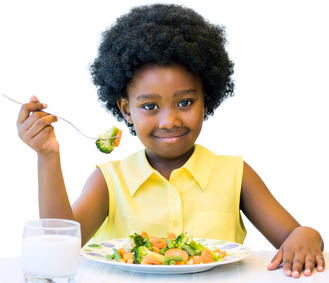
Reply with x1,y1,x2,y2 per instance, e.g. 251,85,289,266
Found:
1,92,115,140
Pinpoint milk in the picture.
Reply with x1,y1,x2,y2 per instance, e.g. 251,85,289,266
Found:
21,234,81,277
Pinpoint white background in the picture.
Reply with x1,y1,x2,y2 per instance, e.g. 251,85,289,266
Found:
0,0,328,257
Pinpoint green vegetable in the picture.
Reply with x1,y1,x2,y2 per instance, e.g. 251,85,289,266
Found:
175,233,190,248
159,248,167,255
129,233,144,251
113,248,122,261
133,246,164,264
182,244,195,256
106,254,115,261
134,246,152,264
95,126,119,154
163,256,184,265
129,232,153,251
166,238,176,249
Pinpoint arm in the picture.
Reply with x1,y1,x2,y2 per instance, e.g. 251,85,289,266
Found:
17,96,108,246
241,161,324,278
38,154,109,246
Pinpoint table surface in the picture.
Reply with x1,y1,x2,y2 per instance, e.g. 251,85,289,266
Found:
1,252,328,283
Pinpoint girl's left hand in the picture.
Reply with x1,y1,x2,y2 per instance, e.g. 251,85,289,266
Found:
267,226,325,278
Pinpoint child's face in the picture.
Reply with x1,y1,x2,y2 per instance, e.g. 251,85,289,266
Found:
119,63,205,160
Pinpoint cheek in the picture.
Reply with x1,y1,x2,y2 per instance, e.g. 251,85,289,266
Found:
131,112,154,134
185,108,204,129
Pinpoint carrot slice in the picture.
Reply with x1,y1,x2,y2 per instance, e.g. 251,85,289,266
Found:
114,130,122,147
118,248,127,258
152,245,161,253
123,252,134,262
192,255,203,264
201,249,214,263
149,237,167,249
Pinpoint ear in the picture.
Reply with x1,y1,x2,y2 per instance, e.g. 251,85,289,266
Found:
117,98,132,124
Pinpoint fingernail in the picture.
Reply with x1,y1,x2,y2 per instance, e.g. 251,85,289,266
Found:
304,269,311,276
42,103,47,108
318,266,324,272
285,270,292,276
292,271,299,278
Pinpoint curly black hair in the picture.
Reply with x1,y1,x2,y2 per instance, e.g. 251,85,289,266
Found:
90,4,234,134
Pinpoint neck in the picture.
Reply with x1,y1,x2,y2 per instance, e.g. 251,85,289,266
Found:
146,146,195,180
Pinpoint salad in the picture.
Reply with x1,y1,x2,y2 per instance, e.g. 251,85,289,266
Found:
107,232,227,265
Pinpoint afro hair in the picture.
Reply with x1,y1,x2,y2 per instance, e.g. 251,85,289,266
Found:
90,4,234,134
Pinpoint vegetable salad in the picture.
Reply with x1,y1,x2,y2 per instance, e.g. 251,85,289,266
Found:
109,232,227,265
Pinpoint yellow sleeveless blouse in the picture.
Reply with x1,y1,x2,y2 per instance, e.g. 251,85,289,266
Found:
93,144,246,243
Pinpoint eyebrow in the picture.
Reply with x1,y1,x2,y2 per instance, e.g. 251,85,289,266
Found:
136,89,198,101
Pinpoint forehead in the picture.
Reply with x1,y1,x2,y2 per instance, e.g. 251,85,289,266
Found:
127,63,203,98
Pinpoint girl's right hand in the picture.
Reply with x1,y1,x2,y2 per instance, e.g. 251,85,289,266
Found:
17,96,59,157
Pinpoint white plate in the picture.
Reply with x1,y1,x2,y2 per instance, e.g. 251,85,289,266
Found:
82,237,250,274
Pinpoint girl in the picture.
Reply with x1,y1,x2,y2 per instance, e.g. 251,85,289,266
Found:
16,4,324,278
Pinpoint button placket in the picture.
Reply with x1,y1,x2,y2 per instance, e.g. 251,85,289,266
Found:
168,186,183,234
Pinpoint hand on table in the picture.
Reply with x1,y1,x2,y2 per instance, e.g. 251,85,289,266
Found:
267,226,325,278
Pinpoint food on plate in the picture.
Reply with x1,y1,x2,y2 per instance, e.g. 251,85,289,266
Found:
96,126,122,154
107,232,227,265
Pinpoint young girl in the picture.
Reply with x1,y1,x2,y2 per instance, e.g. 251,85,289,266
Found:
17,4,324,278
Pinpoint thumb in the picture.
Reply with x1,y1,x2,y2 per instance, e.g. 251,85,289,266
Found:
267,248,283,270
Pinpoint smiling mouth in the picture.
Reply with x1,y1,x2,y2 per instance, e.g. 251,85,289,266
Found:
153,129,189,141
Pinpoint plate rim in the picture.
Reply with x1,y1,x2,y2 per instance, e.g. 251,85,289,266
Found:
81,237,251,274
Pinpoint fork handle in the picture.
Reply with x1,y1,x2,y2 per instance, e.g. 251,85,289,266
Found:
1,92,98,140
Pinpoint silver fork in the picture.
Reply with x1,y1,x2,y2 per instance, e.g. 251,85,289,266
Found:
1,92,115,140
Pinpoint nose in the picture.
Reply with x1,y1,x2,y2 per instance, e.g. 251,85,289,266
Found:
158,108,182,130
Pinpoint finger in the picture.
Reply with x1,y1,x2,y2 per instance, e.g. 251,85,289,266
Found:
316,254,325,272
267,248,283,270
26,114,58,139
19,111,49,133
29,125,55,150
291,253,305,278
282,250,294,277
304,254,315,276
16,101,47,125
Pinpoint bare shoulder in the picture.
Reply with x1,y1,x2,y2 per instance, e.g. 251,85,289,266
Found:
240,161,271,209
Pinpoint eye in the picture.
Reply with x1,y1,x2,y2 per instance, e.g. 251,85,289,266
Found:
178,99,193,108
142,103,159,111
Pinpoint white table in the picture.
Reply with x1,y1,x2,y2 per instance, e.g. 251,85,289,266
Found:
1,252,328,283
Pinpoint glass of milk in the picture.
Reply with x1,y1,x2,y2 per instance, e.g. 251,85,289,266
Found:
21,219,81,282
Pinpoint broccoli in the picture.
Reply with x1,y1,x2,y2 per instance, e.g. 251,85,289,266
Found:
175,233,190,248
129,232,153,251
188,240,206,255
134,246,151,264
175,233,207,256
95,126,121,154
129,233,144,251
133,246,164,264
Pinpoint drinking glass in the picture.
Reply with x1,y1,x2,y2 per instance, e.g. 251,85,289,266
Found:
21,219,81,283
